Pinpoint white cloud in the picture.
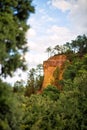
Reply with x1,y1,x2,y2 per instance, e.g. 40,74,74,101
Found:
39,8,46,13
52,0,72,12
52,0,87,34
26,28,36,38
69,0,87,34
46,25,76,45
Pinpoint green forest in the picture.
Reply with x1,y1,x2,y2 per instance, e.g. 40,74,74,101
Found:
0,0,87,130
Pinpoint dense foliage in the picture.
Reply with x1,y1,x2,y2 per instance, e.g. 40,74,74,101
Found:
25,64,43,97
0,79,26,130
0,72,87,130
46,34,87,57
0,0,35,77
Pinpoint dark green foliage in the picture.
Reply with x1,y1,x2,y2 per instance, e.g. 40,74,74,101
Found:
25,68,36,97
53,67,60,80
22,94,63,130
65,34,87,56
0,79,26,130
22,77,87,130
46,34,87,59
13,80,25,94
25,65,43,97
71,35,87,55
63,64,77,81
42,85,60,101
52,67,60,87
0,0,35,77
45,46,52,57
63,53,87,82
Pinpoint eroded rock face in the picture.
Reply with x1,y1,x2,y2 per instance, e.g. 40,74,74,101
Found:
42,55,67,89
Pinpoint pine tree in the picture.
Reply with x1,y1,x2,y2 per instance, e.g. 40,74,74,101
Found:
0,0,35,77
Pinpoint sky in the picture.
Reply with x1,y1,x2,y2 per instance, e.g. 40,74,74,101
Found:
4,0,87,85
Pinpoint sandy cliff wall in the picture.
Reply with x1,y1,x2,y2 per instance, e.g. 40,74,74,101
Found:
42,55,67,90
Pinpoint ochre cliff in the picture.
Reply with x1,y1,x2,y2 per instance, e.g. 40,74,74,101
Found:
42,55,67,90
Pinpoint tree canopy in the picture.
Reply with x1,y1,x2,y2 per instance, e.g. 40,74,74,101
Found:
0,0,35,77
46,34,87,57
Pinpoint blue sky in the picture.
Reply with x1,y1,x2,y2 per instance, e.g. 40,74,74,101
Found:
4,0,87,85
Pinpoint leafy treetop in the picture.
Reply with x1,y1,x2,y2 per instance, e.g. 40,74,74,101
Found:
0,0,35,77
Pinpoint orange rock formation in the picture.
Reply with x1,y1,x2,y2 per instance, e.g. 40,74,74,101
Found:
42,54,67,90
